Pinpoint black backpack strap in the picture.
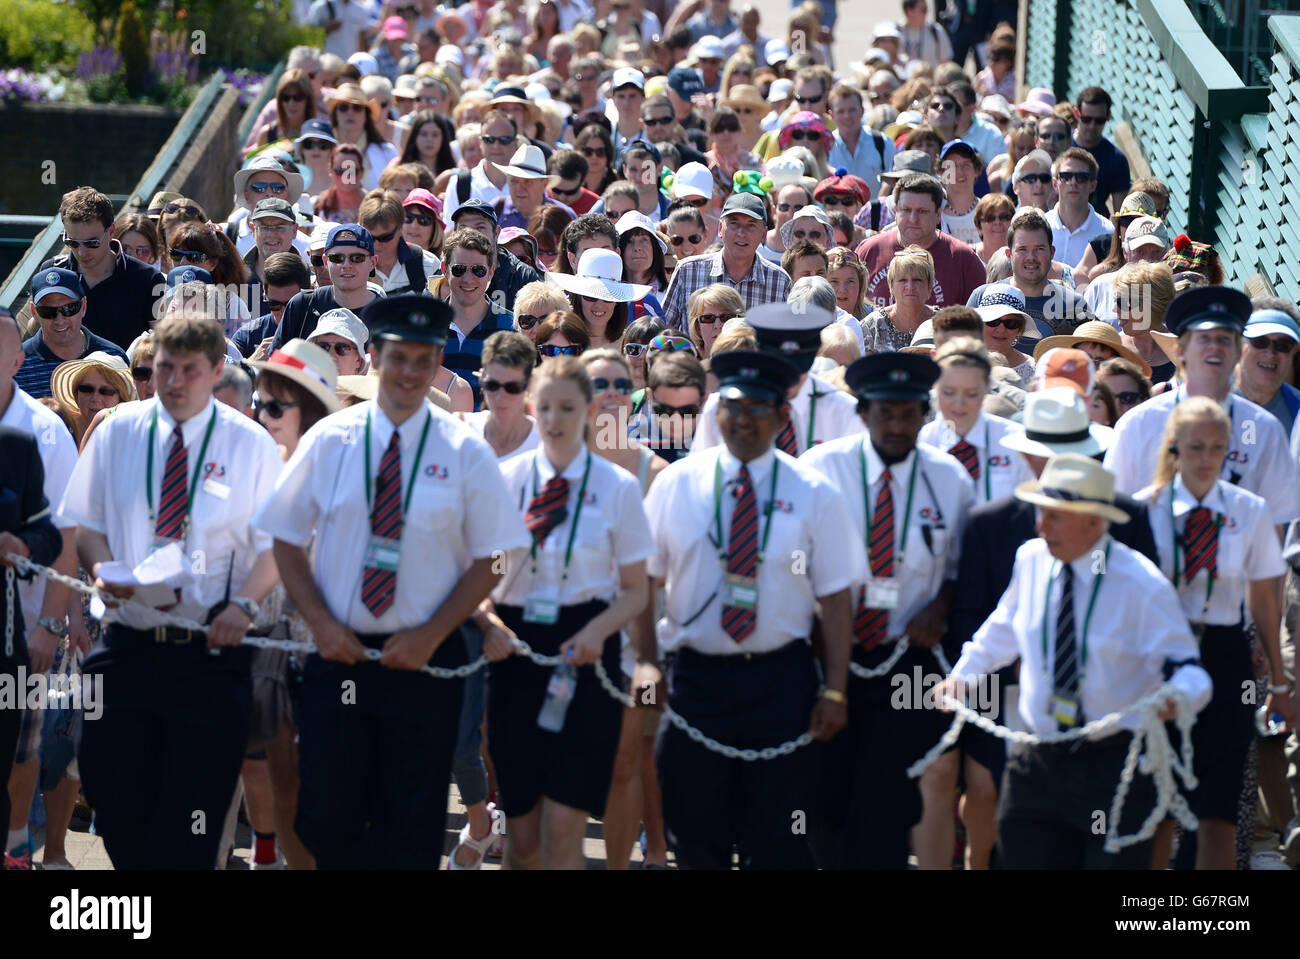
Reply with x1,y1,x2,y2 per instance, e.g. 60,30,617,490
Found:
871,130,886,171
457,168,472,205
402,249,426,294
870,200,882,232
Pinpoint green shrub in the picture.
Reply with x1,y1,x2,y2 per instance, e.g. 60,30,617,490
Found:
0,0,96,70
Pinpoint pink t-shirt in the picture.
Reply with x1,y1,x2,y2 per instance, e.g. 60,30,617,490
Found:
854,230,987,311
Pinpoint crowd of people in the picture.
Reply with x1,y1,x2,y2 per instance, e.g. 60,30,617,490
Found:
0,0,1297,872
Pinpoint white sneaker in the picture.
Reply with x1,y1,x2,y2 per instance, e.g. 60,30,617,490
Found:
1250,850,1292,870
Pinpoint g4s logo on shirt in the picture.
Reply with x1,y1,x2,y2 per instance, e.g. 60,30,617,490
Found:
919,506,941,521
988,454,1013,468
1225,450,1249,464
203,462,226,479
584,491,598,506
770,499,795,514
424,464,450,480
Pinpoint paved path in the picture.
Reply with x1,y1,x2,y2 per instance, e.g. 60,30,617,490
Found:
748,0,902,77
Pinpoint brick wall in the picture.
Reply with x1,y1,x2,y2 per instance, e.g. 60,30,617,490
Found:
0,101,180,216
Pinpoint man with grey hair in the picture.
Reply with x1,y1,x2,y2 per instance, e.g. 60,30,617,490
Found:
1011,149,1055,211
242,46,324,154
790,275,864,356
214,362,254,418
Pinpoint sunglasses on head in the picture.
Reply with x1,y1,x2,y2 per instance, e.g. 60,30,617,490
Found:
684,197,710,209
170,249,210,263
327,251,370,264
300,138,333,151
984,316,1025,330
592,376,633,394
450,263,489,278
656,401,699,417
131,365,152,383
316,340,356,356
76,383,119,398
671,233,703,246
405,210,435,228
1114,390,1142,406
482,377,528,394
253,394,300,419
789,130,820,141
481,134,515,145
648,333,697,355
1055,170,1093,183
247,181,288,195
539,343,581,357
163,202,203,217
1017,173,1051,185
34,301,82,319
62,234,103,249
371,226,400,244
1247,335,1296,354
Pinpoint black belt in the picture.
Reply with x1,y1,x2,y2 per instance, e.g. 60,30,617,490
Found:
1034,729,1132,756
676,638,808,666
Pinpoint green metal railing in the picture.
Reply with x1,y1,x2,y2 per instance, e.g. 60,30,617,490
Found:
1184,0,1300,88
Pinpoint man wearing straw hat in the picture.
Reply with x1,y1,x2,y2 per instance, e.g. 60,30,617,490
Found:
937,453,1211,868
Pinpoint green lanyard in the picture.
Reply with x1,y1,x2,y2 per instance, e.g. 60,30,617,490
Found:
145,405,218,535
858,439,919,567
363,408,433,516
528,449,592,584
712,456,780,570
1039,540,1109,678
804,388,819,451
1169,483,1221,615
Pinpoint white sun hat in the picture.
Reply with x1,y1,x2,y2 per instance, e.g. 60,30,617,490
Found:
545,248,650,303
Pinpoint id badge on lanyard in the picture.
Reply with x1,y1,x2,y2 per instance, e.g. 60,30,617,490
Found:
721,573,758,610
365,536,401,571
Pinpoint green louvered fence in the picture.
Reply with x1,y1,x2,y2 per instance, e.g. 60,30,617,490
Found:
1020,0,1300,298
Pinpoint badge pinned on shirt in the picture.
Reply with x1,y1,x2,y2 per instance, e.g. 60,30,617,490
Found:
866,577,900,610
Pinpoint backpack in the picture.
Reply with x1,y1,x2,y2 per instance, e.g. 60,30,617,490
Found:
456,168,473,205
399,246,427,295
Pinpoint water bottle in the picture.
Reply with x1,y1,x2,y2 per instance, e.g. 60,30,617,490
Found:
1255,705,1287,738
537,662,577,732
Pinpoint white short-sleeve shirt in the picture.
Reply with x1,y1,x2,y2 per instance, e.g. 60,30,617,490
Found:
918,410,1034,506
689,372,866,458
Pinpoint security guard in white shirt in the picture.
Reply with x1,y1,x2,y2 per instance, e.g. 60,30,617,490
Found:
253,294,532,868
940,454,1213,869
918,338,1034,506
1106,286,1300,524
1137,396,1294,869
60,312,284,869
643,349,864,869
802,351,975,870
689,303,865,457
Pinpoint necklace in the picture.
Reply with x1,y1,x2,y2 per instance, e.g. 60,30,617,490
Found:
946,198,976,217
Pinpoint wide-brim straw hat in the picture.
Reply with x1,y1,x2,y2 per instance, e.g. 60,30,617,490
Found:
1032,320,1152,377
723,84,768,113
52,352,136,413
337,372,451,411
1013,452,1130,524
545,248,650,303
326,82,370,113
250,339,342,413
233,154,305,206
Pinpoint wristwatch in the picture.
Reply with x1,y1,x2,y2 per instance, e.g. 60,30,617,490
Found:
230,597,260,621
36,616,68,638
820,688,848,705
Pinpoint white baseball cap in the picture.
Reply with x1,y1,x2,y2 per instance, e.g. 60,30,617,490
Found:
611,67,645,91
767,78,793,104
672,161,714,200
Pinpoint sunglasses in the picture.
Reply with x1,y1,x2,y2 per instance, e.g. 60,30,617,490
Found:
263,297,292,312
310,254,325,267
791,229,824,241
253,395,300,418
132,365,153,383
333,165,359,176
327,252,370,264
1038,131,1069,142
481,134,515,145
335,103,366,113
623,342,648,357
656,402,699,417
582,146,607,158
819,195,857,207
983,316,1025,330
539,343,581,357
316,340,357,356
789,130,821,141
694,312,735,325
515,313,544,331
550,184,581,198
169,249,210,263
404,211,435,227
775,202,801,213
76,383,119,398
1076,113,1107,126
1055,171,1093,183
648,334,697,355
34,301,82,319
982,212,1013,223
1247,335,1297,354
300,139,333,151
125,244,153,260
482,377,528,394
1017,173,1051,185
719,397,775,418
163,202,203,217
592,376,633,394
1114,390,1142,406
928,101,957,113
371,226,399,243
450,263,489,278
281,93,306,103
793,95,823,105
643,115,674,128
62,235,104,249
670,233,704,246
416,94,441,104
247,181,288,195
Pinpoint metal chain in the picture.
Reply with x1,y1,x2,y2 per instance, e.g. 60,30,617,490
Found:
848,636,951,679
906,685,1200,854
3,566,13,657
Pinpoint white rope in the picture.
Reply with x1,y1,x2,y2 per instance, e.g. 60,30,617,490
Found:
906,686,1199,854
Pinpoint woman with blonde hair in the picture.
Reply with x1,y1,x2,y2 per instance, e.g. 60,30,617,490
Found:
720,54,757,101
827,247,867,320
861,246,936,353
686,285,744,359
51,352,136,448
513,281,572,343
1113,260,1178,383
1137,397,1293,870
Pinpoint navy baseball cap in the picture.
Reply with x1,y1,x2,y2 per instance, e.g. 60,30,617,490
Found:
711,349,800,403
939,138,982,165
31,267,84,304
296,118,338,145
325,223,375,254
667,67,705,101
845,352,940,402
450,198,500,227
1163,285,1251,337
363,294,453,346
165,265,213,292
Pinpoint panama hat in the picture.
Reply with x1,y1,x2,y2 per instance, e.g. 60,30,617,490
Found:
1013,452,1130,524
52,352,136,414
491,144,549,180
723,84,768,114
250,339,342,413
233,155,305,210
1033,320,1152,377
1000,386,1109,459
545,248,650,303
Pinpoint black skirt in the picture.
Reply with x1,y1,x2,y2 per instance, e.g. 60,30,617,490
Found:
489,599,622,819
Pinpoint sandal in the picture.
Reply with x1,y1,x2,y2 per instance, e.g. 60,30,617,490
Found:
447,806,503,871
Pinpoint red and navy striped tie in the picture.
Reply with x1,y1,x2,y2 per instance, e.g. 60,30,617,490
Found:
361,431,404,617
1183,506,1218,580
721,465,758,642
155,426,188,540
949,439,980,482
775,418,798,456
855,469,894,649
525,476,570,546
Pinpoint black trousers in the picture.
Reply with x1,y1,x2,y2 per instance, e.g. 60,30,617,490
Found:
77,625,252,869
997,732,1156,869
655,641,818,869
814,644,952,869
295,630,465,869
0,639,29,846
